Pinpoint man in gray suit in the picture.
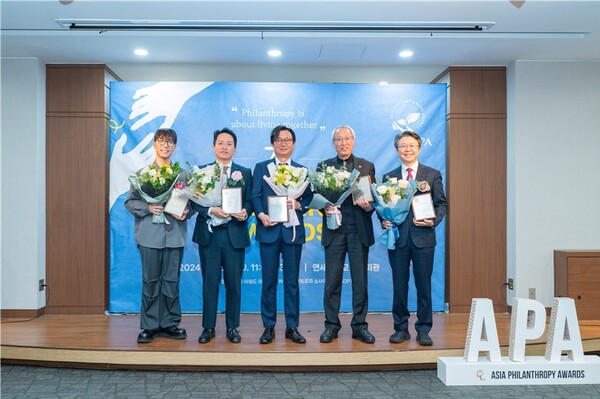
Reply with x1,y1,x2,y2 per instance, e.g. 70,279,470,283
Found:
382,131,447,346
125,128,192,344
319,125,377,344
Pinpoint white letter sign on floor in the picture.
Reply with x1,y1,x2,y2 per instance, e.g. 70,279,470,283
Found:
438,297,600,385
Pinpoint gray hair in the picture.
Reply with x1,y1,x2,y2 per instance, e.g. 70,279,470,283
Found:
331,125,355,141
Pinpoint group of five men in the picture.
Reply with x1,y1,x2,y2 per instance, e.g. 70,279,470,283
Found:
125,124,447,347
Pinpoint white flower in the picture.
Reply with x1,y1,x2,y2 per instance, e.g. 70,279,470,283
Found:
388,177,398,184
201,175,212,185
397,179,409,189
148,169,157,177
376,185,388,195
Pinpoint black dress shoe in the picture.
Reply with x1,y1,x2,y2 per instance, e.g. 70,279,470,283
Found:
137,329,158,343
416,331,433,346
319,328,338,343
259,326,275,344
352,329,376,344
198,328,215,344
226,328,241,343
389,330,411,344
285,328,306,344
158,325,187,340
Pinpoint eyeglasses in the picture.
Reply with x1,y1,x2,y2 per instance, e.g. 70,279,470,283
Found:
397,144,419,150
156,138,175,147
334,137,354,144
274,138,293,145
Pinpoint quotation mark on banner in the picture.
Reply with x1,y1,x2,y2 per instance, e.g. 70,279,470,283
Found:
319,125,327,132
231,106,238,112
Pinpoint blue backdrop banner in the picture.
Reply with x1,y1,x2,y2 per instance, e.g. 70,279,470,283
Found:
109,82,447,314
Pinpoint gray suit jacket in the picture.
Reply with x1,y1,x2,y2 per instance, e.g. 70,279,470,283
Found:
384,163,447,248
124,164,192,249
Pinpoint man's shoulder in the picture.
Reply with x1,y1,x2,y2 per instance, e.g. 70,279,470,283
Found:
383,165,402,177
354,156,374,168
233,162,252,174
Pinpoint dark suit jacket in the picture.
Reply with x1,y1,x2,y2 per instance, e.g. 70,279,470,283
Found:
191,161,252,249
251,159,314,245
384,163,447,248
319,155,376,248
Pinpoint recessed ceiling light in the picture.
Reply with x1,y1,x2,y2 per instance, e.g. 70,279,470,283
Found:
379,81,388,86
399,50,414,58
268,49,282,57
134,48,148,56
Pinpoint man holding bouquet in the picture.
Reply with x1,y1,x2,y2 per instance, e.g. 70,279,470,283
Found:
125,128,192,344
319,125,377,344
252,125,314,344
192,128,252,344
382,131,447,346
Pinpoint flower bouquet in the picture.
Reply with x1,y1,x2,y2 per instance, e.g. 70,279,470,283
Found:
263,163,310,236
308,162,360,229
371,176,417,249
128,162,182,224
182,163,230,227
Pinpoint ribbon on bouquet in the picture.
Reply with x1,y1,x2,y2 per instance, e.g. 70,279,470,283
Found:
327,205,342,230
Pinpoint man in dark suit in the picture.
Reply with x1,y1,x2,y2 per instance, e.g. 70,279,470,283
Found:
319,125,377,344
382,131,447,346
192,128,252,344
252,125,314,344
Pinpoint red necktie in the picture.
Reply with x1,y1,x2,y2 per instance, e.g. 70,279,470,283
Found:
406,167,414,180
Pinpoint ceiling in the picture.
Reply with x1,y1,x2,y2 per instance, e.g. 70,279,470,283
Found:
2,1,600,67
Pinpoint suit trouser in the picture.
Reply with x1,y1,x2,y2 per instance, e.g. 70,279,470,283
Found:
387,234,434,333
138,245,183,330
259,240,302,329
199,227,244,329
323,231,369,333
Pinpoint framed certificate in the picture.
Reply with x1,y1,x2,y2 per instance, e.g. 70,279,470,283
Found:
412,192,436,221
268,195,289,223
352,175,374,204
221,187,242,214
164,189,189,218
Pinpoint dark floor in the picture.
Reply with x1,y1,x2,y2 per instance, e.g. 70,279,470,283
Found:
2,365,600,399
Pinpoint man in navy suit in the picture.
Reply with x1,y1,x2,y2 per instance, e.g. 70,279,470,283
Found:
319,125,377,344
382,131,447,346
192,128,252,344
252,125,314,344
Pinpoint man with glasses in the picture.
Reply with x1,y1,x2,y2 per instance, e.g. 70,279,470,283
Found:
381,131,447,346
125,128,192,343
319,125,377,344
251,125,314,344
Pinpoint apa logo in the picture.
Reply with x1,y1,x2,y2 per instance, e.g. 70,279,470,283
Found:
390,99,426,132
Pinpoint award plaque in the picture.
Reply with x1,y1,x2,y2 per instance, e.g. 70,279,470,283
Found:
221,187,242,214
412,192,436,221
164,189,189,218
268,195,289,223
352,175,374,204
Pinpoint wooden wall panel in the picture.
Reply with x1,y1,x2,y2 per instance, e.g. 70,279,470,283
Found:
446,118,507,311
433,66,507,313
46,65,119,314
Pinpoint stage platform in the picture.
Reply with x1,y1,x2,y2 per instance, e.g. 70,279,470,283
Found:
2,313,600,371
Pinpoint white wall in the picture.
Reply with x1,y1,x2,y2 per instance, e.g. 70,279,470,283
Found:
507,61,600,306
108,63,445,84
0,57,46,310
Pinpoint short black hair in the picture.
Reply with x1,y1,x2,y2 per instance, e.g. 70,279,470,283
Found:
394,130,422,149
213,127,237,147
154,128,177,144
270,125,296,144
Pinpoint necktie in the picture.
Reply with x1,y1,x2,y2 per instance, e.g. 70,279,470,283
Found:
280,162,288,166
406,167,414,180
222,165,229,185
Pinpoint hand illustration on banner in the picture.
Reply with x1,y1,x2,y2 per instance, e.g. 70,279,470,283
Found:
129,82,213,130
109,133,155,209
